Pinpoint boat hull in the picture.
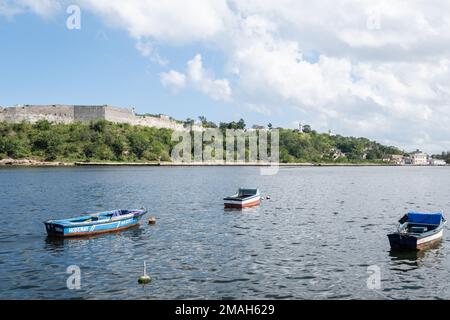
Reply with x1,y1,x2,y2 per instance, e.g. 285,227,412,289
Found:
388,229,443,250
224,196,261,208
45,210,146,238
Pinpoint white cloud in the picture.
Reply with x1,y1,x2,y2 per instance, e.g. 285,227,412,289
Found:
0,0,61,17
244,103,273,116
186,54,232,101
160,70,186,92
161,54,232,101
18,0,61,16
79,0,231,43
0,1,21,16
135,39,169,66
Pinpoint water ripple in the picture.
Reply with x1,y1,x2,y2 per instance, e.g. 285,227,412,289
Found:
0,166,449,299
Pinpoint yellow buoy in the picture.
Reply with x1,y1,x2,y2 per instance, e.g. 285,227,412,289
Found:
138,261,151,284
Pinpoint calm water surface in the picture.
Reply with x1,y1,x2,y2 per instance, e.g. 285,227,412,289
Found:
1,166,450,299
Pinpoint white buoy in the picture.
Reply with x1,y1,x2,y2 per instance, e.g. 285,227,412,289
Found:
266,195,271,200
138,261,151,284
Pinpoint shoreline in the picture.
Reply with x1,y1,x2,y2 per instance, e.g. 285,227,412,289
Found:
1,158,446,168
0,159,75,167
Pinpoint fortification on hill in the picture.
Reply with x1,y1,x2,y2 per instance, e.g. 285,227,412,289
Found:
0,104,201,131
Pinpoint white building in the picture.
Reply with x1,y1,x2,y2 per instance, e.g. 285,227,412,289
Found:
411,150,429,165
430,159,447,166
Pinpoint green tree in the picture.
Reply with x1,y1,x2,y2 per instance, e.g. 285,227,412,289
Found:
198,116,217,128
302,125,312,133
34,120,52,131
85,143,114,160
236,118,246,130
127,131,150,159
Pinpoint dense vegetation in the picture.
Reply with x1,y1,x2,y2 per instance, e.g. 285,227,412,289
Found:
0,120,173,162
0,119,404,163
278,129,403,163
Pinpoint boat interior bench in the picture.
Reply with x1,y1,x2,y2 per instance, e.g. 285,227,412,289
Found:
224,195,254,200
409,226,428,233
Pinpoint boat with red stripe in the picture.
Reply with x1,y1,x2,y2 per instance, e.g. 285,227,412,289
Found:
224,188,261,208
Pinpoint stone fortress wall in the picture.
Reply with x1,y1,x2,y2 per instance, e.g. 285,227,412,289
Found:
0,104,201,131
0,105,76,124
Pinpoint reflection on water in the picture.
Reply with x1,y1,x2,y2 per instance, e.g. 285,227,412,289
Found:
1,166,450,299
44,237,66,250
389,242,444,267
389,249,426,263
384,244,447,299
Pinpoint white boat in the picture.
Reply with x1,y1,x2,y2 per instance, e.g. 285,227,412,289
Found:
223,188,261,208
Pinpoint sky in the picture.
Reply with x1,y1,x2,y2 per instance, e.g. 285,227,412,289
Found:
1,0,450,153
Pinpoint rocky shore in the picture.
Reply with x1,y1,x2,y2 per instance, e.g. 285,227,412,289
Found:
0,158,74,167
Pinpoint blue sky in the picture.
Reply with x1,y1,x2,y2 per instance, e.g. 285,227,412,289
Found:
0,10,249,125
2,0,450,153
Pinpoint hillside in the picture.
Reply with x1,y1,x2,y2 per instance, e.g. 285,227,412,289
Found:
0,120,404,163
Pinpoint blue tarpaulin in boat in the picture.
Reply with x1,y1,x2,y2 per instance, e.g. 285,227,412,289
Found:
407,212,442,225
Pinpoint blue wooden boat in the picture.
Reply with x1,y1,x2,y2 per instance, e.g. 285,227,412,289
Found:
388,212,446,250
44,208,147,238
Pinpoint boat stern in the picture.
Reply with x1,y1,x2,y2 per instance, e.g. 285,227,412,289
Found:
44,221,66,237
387,233,418,250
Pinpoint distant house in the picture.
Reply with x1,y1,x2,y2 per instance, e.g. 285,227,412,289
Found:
410,150,429,165
430,159,447,166
390,155,405,165
331,148,345,160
